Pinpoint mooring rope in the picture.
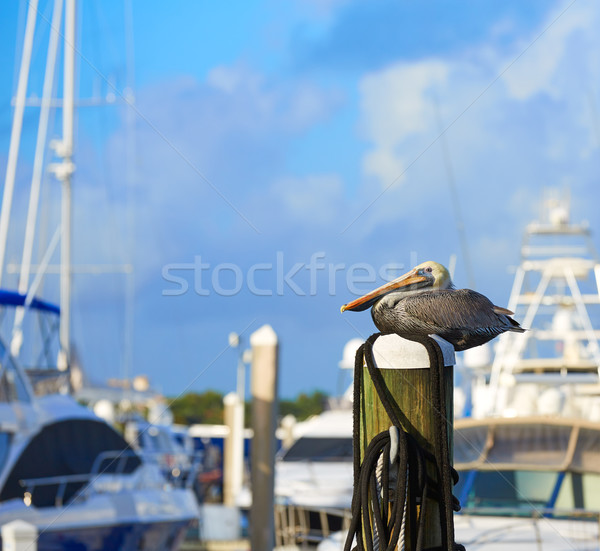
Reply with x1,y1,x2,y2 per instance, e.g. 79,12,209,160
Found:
344,333,465,551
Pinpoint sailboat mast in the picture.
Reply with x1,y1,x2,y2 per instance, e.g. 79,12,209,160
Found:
55,0,76,371
0,0,39,285
10,0,64,359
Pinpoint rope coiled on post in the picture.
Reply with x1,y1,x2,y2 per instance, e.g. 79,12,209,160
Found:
344,333,465,551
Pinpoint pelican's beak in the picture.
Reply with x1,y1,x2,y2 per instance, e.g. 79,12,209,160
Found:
340,268,427,313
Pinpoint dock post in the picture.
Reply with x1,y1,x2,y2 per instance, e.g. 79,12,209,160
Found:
249,324,279,551
360,334,455,550
1,520,37,551
223,391,244,508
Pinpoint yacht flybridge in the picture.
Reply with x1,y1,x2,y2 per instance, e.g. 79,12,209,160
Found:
474,193,600,419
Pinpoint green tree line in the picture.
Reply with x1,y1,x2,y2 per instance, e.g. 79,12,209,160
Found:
169,389,329,426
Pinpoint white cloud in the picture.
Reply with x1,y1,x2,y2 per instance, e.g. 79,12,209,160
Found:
205,64,341,133
291,0,354,20
207,66,250,94
359,60,449,190
362,148,405,188
360,60,448,146
354,0,600,245
501,2,598,101
270,174,343,226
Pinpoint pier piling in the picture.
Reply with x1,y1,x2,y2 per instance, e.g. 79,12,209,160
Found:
249,325,279,551
223,391,244,508
359,334,455,550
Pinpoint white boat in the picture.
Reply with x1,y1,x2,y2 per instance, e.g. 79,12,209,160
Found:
276,409,353,511
452,191,600,549
0,295,198,550
274,408,353,548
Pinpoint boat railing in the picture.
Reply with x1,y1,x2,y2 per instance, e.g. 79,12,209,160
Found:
459,506,600,520
24,367,70,396
274,505,600,548
274,502,352,547
20,473,92,507
89,449,139,476
19,449,140,507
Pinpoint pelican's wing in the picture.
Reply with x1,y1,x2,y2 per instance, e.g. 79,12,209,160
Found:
493,305,514,315
402,289,519,332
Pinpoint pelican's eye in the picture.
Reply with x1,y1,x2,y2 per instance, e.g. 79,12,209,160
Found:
424,266,433,273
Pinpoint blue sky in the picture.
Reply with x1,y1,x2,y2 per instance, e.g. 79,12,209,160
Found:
1,0,600,399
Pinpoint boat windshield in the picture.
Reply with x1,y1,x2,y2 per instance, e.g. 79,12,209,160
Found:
281,437,353,462
456,469,600,514
0,418,141,507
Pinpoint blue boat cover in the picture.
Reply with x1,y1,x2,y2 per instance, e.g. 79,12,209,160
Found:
0,289,60,315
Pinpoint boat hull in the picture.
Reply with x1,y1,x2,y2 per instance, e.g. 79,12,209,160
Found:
0,487,198,551
454,513,599,551
31,519,191,551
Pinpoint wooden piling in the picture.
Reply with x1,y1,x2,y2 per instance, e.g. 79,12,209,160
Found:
249,324,279,551
360,334,455,550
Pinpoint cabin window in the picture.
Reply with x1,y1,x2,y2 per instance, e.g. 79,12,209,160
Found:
281,437,353,462
554,472,600,511
457,470,559,510
456,469,600,514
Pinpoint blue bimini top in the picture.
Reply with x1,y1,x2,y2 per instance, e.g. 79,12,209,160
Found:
0,289,60,315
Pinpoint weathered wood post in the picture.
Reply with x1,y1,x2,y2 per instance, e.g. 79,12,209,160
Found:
249,324,279,551
361,334,455,549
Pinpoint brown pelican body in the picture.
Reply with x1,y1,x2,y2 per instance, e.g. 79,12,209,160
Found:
341,261,525,351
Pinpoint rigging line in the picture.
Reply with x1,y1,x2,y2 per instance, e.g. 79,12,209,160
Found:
432,93,476,289
340,0,577,235
30,1,260,234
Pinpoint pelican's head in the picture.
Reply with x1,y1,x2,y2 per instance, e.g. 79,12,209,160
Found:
340,260,452,313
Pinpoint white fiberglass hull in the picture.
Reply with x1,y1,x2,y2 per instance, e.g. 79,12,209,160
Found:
454,514,599,551
0,485,198,551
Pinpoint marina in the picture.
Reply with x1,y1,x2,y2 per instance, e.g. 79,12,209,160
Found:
2,1,600,550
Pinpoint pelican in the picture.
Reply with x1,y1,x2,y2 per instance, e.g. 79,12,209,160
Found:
341,261,525,351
